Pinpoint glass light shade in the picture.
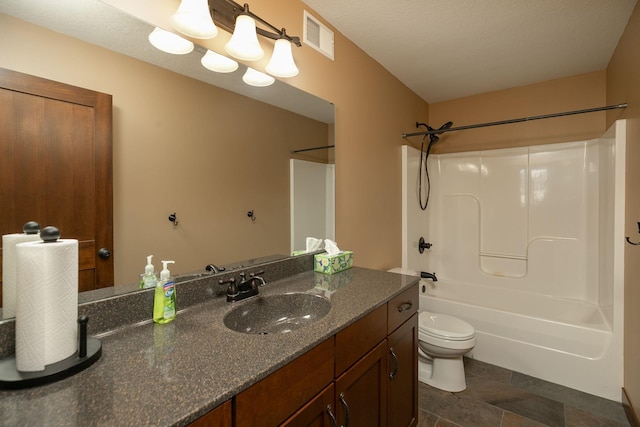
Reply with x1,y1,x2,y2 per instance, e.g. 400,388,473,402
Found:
242,67,275,87
265,39,299,78
170,0,218,39
225,15,264,61
148,27,194,55
201,50,239,73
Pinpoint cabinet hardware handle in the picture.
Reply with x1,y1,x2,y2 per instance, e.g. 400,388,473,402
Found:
397,302,412,312
339,392,350,427
326,404,337,427
389,347,399,380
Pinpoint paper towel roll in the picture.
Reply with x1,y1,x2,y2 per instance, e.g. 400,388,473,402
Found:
15,239,79,372
2,233,41,319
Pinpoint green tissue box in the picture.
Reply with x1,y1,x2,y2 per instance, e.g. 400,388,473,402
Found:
314,251,354,275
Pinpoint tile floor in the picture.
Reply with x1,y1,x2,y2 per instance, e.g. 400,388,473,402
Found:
417,358,631,427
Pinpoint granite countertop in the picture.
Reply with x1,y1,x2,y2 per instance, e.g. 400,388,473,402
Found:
0,267,418,426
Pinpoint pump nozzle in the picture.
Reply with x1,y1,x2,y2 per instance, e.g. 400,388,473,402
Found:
145,255,155,274
160,260,175,281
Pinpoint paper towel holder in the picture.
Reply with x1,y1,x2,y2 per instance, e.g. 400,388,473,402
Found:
0,316,102,390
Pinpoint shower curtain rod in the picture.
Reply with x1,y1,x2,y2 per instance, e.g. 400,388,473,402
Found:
291,144,335,154
401,103,627,138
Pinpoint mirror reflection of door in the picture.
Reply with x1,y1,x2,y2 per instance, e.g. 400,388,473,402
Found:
0,68,113,305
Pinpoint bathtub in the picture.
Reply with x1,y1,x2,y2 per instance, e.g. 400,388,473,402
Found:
418,276,622,401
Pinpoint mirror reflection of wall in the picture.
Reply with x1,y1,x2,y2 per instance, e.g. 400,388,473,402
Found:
0,4,335,303
290,159,336,253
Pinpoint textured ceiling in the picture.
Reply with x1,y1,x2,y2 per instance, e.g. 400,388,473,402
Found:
302,0,637,103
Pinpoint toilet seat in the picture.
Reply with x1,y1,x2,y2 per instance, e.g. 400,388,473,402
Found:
419,311,475,341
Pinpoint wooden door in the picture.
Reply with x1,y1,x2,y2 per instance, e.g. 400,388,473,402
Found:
0,68,113,300
388,314,418,427
335,341,388,427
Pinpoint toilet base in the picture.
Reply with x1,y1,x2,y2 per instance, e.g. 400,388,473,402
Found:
418,355,467,392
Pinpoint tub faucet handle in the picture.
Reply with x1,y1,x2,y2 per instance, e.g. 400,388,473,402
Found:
418,237,432,253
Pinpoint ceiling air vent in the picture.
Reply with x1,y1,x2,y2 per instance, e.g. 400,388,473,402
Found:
303,11,334,60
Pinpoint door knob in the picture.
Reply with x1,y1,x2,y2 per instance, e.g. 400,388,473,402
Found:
98,248,111,259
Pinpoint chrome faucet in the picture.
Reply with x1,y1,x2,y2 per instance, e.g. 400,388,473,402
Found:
420,271,438,282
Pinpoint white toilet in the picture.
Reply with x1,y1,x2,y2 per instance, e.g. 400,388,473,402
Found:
418,311,476,392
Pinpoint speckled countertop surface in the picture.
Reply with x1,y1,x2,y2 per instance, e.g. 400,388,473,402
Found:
0,267,418,427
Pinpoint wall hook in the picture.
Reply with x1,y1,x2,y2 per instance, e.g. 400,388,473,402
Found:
626,221,640,245
247,210,256,222
168,212,178,227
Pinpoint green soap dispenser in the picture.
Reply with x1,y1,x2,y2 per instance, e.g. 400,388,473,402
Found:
153,260,176,324
140,255,158,289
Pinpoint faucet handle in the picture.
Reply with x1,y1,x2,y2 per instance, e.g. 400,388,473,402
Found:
249,270,265,277
226,280,239,297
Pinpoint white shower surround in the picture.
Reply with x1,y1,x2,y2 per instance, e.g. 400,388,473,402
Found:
401,120,626,401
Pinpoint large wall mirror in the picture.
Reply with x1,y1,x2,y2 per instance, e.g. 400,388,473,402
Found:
0,0,335,317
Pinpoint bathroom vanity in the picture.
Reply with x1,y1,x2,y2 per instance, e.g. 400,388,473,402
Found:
0,256,418,427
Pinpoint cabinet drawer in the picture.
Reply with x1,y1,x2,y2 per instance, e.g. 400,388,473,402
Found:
236,338,334,427
387,285,419,334
335,304,387,376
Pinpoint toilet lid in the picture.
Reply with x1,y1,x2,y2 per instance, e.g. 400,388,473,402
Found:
419,311,475,340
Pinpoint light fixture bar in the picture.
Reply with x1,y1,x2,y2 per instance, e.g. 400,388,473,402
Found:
209,0,301,46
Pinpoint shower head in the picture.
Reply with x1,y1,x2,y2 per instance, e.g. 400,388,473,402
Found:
439,121,453,131
429,121,454,144
415,121,454,144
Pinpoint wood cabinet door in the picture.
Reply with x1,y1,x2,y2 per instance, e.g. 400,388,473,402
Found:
187,400,232,427
236,338,335,427
0,68,113,297
335,340,387,427
388,313,418,427
280,383,336,427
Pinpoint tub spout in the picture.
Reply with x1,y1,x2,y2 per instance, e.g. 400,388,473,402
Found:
420,271,438,282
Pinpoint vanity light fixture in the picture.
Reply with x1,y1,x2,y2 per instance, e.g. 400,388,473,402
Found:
265,31,299,78
148,27,194,54
170,0,218,39
242,67,275,87
201,49,239,73
153,0,302,84
225,6,264,61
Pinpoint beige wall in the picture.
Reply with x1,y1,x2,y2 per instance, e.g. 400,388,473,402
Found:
607,2,640,414
3,0,639,411
105,0,430,272
0,14,329,285
427,70,608,154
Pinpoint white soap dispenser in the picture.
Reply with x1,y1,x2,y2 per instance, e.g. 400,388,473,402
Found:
140,255,158,289
153,260,176,324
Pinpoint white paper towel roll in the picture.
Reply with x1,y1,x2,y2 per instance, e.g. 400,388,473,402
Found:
15,239,79,372
2,233,41,319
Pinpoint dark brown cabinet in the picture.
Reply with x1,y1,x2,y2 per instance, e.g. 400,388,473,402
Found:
281,383,336,427
235,339,335,427
387,314,418,427
187,400,232,427
387,285,419,427
231,284,419,427
335,340,388,426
